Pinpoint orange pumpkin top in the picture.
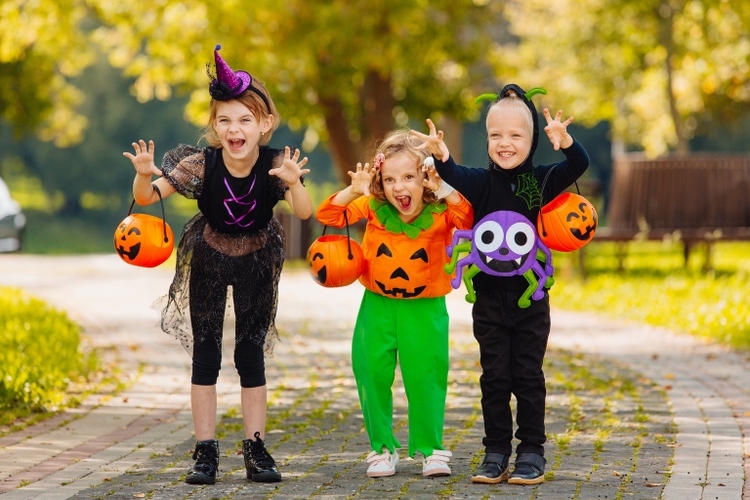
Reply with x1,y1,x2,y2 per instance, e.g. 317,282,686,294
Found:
316,193,473,299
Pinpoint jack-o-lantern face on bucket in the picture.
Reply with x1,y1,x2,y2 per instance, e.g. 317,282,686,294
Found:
537,192,598,252
372,242,429,298
114,214,174,268
307,234,365,288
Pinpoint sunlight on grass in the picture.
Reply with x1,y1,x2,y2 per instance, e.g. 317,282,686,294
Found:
550,241,750,349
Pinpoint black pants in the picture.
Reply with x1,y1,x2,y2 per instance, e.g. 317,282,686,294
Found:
472,289,550,456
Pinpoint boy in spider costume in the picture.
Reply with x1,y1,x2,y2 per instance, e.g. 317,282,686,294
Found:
412,84,590,485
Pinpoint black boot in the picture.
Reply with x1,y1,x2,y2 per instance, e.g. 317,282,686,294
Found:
243,431,281,483
471,452,510,484
185,439,219,485
508,452,546,485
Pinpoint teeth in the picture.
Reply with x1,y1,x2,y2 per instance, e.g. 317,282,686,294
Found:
515,258,521,265
486,256,493,263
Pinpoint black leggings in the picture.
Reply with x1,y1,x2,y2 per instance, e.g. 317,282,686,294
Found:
188,225,283,388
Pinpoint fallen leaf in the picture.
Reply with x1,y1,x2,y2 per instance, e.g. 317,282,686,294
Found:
718,483,726,486
644,481,661,487
612,470,622,477
664,385,673,391
664,373,675,380
134,495,146,498
103,478,111,482
666,442,682,448
743,412,750,417
656,470,670,474
706,353,716,360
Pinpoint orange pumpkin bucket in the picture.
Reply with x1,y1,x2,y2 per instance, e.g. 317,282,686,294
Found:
114,186,174,268
307,212,365,287
537,168,598,252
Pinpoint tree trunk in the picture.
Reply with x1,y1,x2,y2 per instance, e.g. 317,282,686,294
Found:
321,70,396,184
437,115,463,164
320,96,362,184
360,70,395,156
659,1,690,155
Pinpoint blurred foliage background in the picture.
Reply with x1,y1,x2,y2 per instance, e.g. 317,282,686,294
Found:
0,0,749,254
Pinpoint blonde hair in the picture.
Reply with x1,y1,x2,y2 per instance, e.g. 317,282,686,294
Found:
486,92,533,135
202,79,280,148
368,129,438,205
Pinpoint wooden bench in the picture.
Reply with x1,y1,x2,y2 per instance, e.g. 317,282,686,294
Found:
591,153,750,272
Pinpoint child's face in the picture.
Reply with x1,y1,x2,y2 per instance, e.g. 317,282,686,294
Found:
380,153,426,223
486,106,533,170
214,100,272,163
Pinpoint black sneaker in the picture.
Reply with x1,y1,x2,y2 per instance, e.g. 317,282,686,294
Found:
471,452,510,484
508,452,546,485
185,439,219,485
243,432,282,483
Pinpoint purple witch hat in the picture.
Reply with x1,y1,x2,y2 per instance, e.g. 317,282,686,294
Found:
207,44,252,100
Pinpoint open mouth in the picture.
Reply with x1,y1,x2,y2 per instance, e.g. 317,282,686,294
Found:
571,225,596,241
395,195,412,212
479,251,528,274
228,139,245,151
314,266,327,284
375,281,425,298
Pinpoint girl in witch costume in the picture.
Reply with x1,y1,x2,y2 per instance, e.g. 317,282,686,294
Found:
412,84,589,485
123,45,312,485
316,130,473,478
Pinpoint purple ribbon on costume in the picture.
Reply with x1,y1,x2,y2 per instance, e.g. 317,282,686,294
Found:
223,176,257,227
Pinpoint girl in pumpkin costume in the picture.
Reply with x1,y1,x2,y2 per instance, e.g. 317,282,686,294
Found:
124,45,312,486
316,130,473,478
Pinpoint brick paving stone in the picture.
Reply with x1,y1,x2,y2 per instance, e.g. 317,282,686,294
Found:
0,255,748,499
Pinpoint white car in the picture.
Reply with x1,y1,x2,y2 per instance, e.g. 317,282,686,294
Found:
0,177,25,252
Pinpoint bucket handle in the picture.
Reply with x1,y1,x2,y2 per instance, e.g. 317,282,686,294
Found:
321,212,355,260
538,165,581,239
127,185,169,243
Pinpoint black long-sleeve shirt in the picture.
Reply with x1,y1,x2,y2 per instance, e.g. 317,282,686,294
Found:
434,138,590,293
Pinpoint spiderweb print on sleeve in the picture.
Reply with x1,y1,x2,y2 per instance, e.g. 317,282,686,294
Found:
515,172,542,210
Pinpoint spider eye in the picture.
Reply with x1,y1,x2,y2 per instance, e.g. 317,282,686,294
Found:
475,221,504,254
506,222,535,255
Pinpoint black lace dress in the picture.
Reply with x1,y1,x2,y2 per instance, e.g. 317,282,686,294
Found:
153,144,288,356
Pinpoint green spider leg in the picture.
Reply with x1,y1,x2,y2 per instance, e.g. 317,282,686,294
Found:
463,265,481,303
444,241,473,275
518,248,555,308
518,269,538,309
536,248,555,289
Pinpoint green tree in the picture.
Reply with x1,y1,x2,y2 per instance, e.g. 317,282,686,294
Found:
7,52,202,215
91,0,503,181
498,0,750,157
0,0,95,146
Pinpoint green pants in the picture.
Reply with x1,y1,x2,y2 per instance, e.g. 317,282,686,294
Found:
352,290,449,458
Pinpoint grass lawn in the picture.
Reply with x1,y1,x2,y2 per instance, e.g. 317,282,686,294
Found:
550,241,750,350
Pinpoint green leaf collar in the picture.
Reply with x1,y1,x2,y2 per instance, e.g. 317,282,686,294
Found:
369,198,446,239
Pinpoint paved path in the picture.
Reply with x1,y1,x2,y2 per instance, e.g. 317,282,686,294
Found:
0,254,748,499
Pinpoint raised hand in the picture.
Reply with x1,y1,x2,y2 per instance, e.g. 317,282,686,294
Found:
123,140,161,177
348,162,374,197
543,108,574,151
269,146,310,184
411,118,450,162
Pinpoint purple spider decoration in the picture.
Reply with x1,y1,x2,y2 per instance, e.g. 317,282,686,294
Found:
444,210,555,308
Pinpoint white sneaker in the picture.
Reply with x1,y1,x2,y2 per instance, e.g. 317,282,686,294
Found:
366,448,399,477
422,449,452,477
